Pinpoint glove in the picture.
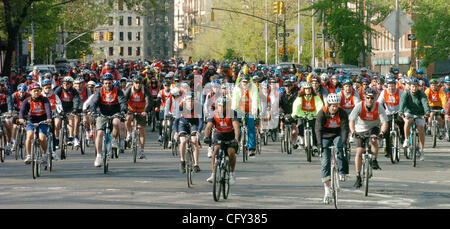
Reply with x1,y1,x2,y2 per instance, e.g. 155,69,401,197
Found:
204,137,212,145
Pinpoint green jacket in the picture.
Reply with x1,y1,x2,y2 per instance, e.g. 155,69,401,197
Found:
231,83,259,116
398,90,430,116
292,95,323,120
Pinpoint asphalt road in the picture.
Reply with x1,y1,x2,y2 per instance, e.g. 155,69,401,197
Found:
1,128,450,209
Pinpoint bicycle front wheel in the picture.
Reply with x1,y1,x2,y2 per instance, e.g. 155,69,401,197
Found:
364,159,370,197
223,158,230,199
331,165,338,209
412,132,417,167
103,137,110,174
213,161,222,201
432,123,437,148
390,134,397,164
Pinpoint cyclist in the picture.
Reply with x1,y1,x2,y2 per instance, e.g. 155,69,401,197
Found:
204,97,240,185
399,78,430,161
174,93,203,173
311,76,328,103
349,88,388,188
156,80,172,142
316,93,350,203
374,77,385,100
41,79,63,157
231,74,259,157
54,76,81,147
377,77,404,158
124,76,152,159
338,78,361,116
325,75,342,94
18,83,52,165
359,78,371,100
425,79,447,140
89,73,128,167
416,69,429,88
74,77,92,145
279,80,300,149
292,82,324,152
10,84,30,150
0,78,13,153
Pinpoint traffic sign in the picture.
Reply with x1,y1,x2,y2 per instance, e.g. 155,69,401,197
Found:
279,33,290,37
317,34,322,38
407,34,416,41
382,9,414,37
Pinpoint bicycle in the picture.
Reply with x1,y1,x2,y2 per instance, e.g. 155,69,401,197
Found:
213,140,233,202
355,133,377,197
97,113,123,174
280,115,292,155
299,114,315,162
329,145,340,209
255,118,262,155
161,115,173,150
446,117,450,142
129,112,142,163
43,124,55,172
78,113,87,155
406,115,421,167
59,112,70,160
388,113,401,164
0,115,6,163
239,117,248,163
29,121,50,179
14,121,26,160
430,109,443,148
182,131,197,188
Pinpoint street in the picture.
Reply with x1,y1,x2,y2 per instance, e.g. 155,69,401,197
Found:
1,127,449,209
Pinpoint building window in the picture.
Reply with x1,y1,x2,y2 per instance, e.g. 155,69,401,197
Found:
128,17,132,26
119,16,123,26
120,32,123,41
128,32,132,41
136,32,141,41
99,32,104,41
128,47,132,56
119,47,124,56
136,17,141,26
136,47,141,56
118,0,123,10
109,47,114,56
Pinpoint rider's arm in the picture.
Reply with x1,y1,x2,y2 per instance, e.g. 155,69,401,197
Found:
348,102,362,134
43,97,53,120
18,98,30,121
117,87,128,113
54,94,63,114
420,91,431,115
398,90,408,115
314,95,324,115
314,109,325,148
144,87,153,113
72,89,81,112
88,90,101,114
291,96,301,119
340,110,350,143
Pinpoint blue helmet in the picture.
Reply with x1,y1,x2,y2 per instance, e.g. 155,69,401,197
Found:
27,75,33,80
386,77,396,84
279,87,286,93
95,83,103,88
289,75,297,82
113,80,120,87
392,68,399,74
416,69,424,74
343,78,352,85
103,73,113,81
17,83,28,92
361,78,370,84
41,79,52,86
409,77,419,85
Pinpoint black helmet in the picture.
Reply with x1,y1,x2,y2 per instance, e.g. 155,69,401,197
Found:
364,88,376,97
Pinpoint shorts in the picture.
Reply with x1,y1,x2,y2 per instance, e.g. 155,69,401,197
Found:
96,116,119,131
129,113,147,126
179,119,199,136
403,113,425,127
355,127,380,148
213,132,238,153
26,122,49,135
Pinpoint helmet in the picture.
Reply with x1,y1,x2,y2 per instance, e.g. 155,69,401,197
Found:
311,76,320,82
41,79,52,86
113,81,120,87
320,73,329,82
241,74,250,82
361,78,370,84
343,78,352,85
44,73,52,78
364,88,376,97
87,81,96,87
327,93,341,105
252,75,261,82
331,74,339,80
283,80,293,87
102,73,113,81
444,76,450,83
289,75,297,82
409,77,419,85
361,67,368,72
133,76,143,83
158,72,167,79
29,83,41,90
120,77,127,82
416,69,424,74
27,75,33,80
95,83,103,88
17,84,28,92
63,76,74,83
301,82,312,89
429,78,438,84
392,68,399,74
376,77,385,84
185,66,193,71
386,77,396,84
74,77,84,84
170,87,181,97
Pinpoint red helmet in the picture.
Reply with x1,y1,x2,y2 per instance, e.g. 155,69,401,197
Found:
29,83,41,90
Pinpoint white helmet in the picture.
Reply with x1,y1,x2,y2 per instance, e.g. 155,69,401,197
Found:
301,82,312,89
320,73,329,82
63,76,74,83
327,93,341,105
170,87,181,97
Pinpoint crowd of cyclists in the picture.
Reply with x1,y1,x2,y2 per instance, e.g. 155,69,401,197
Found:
1,58,450,204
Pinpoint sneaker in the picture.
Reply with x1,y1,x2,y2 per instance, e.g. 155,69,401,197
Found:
73,137,80,147
419,149,425,161
55,138,60,149
354,175,362,188
193,165,201,173
111,138,118,148
439,132,444,140
372,159,382,170
24,155,32,165
67,137,74,146
52,152,60,161
179,161,186,174
11,140,16,151
138,150,146,159
402,139,409,148
249,151,256,157
207,147,213,158
158,136,162,142
229,172,236,185
323,192,332,204
426,128,431,135
206,173,214,183
293,144,298,149
5,143,11,155
126,133,132,142
349,135,354,143
299,137,304,146
94,156,102,167
339,174,347,182
168,141,172,149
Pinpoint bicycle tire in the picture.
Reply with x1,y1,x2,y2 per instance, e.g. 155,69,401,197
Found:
447,127,450,142
0,133,5,163
19,130,25,160
242,130,247,162
132,131,138,163
286,128,292,155
331,164,338,209
222,158,230,199
80,125,86,155
256,132,261,155
364,159,370,197
390,134,396,164
412,132,417,167
103,137,109,174
213,160,222,201
263,132,268,145
14,128,21,160
432,123,437,148
280,133,285,154
60,128,66,160
271,130,277,142
186,149,193,187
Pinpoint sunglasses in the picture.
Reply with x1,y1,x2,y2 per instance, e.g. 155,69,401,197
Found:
104,82,112,85
365,97,375,100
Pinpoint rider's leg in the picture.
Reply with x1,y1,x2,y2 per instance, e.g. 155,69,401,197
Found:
191,135,200,166
403,118,412,142
321,137,333,189
95,130,105,157
291,123,298,143
138,124,145,150
39,132,47,155
54,118,62,138
25,130,34,156
4,121,12,143
179,136,187,162
228,146,237,172
334,136,348,175
112,118,121,139
73,115,80,138
68,115,74,138
417,124,425,150
247,114,256,152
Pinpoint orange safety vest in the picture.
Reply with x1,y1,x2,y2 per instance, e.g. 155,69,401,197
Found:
360,101,379,122
0,92,6,105
128,88,146,113
301,96,316,112
427,89,442,107
101,86,118,105
239,88,251,114
60,90,73,103
384,89,400,107
339,90,355,110
30,99,46,116
213,110,234,133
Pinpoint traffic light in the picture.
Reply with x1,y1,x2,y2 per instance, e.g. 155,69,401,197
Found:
273,1,280,14
279,1,285,15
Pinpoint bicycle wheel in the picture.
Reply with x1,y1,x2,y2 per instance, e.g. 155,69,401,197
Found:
280,133,285,154
14,128,21,160
432,123,437,148
103,137,109,174
263,131,268,145
390,134,397,164
0,133,5,163
132,131,138,163
222,158,230,199
271,130,277,142
19,129,25,160
412,132,417,167
213,160,222,201
32,141,41,179
331,164,338,209
364,159,370,197
256,132,261,155
242,131,247,162
186,149,193,187
286,129,292,155
80,125,86,155
60,128,66,160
